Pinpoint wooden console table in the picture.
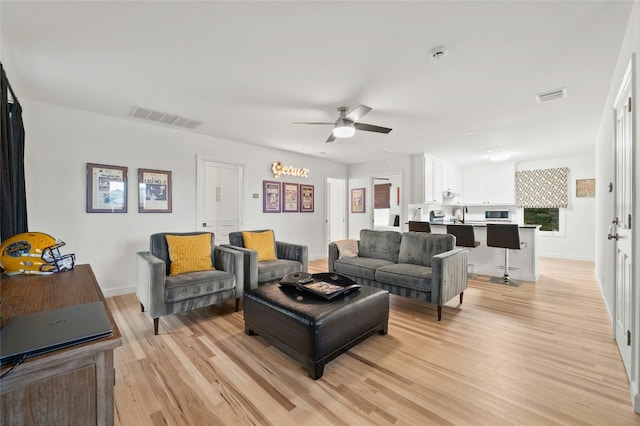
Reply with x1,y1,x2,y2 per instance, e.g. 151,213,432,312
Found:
0,264,121,425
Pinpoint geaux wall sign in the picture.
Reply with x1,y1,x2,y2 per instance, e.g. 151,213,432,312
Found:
271,161,309,179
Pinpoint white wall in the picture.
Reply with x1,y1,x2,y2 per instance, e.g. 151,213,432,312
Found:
594,0,639,411
19,99,347,296
516,155,596,261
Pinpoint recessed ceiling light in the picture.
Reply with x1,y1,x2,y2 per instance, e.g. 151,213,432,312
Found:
487,148,511,161
428,46,448,60
466,130,477,135
383,148,396,153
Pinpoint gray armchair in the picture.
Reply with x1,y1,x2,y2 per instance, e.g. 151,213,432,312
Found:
226,230,308,291
136,232,243,335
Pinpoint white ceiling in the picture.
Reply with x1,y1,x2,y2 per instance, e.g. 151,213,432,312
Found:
0,1,634,165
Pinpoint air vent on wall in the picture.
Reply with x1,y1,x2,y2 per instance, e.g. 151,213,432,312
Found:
130,107,202,129
535,88,567,104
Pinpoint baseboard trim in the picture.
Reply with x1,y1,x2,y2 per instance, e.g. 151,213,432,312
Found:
103,284,136,298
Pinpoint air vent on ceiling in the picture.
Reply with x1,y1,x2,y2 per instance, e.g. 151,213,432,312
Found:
535,88,567,104
130,107,202,129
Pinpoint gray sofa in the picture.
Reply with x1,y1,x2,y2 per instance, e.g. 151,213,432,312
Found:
328,229,468,320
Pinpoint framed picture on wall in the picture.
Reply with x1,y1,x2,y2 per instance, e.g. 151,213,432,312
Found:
282,182,299,212
263,180,281,213
138,168,172,213
300,184,314,212
86,163,128,213
351,188,365,213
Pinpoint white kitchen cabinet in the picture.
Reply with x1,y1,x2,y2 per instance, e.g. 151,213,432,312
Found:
410,153,463,205
463,163,515,205
424,154,443,204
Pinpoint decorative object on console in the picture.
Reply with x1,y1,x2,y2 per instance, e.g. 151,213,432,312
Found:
263,180,281,213
351,188,365,213
300,184,314,212
86,163,127,213
138,168,172,213
0,232,75,275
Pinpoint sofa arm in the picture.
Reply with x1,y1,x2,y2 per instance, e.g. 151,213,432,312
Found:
136,251,167,319
214,246,244,299
276,241,308,272
222,244,258,291
328,242,340,272
431,248,468,305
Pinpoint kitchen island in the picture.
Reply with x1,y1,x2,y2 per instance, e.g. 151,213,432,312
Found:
431,223,539,282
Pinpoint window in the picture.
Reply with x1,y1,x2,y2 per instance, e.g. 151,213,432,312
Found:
524,208,559,231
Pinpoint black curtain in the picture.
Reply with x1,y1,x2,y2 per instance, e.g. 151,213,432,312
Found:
1,62,28,241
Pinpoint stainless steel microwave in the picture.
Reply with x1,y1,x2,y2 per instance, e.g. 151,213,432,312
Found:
485,210,510,221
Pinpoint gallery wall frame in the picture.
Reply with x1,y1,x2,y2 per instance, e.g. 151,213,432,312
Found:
86,163,128,213
351,188,365,213
138,168,172,213
300,184,314,213
263,180,281,213
282,182,299,212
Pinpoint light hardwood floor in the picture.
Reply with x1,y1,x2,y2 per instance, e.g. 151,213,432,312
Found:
108,258,640,425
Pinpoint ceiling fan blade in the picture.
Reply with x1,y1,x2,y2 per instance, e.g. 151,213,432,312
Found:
326,133,336,143
345,105,372,123
354,122,392,134
292,122,334,125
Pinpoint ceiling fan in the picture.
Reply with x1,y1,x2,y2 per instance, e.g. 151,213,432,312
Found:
294,105,392,143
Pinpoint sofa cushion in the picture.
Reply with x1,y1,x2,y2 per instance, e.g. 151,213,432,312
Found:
165,234,214,275
334,239,359,259
258,259,302,284
242,230,277,261
398,233,455,267
333,256,395,281
358,229,402,263
375,263,433,292
165,269,235,303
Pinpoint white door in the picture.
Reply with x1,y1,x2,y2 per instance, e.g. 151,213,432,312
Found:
197,158,243,245
612,60,634,377
326,178,346,251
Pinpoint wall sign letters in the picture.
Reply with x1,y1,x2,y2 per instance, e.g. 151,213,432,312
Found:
271,161,309,179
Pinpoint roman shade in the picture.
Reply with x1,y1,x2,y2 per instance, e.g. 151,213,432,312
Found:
516,167,569,208
374,183,391,209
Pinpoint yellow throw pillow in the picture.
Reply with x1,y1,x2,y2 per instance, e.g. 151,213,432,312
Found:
242,230,277,262
165,234,214,275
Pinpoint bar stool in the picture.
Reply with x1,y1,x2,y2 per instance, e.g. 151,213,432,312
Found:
446,224,480,278
486,224,524,286
408,221,431,233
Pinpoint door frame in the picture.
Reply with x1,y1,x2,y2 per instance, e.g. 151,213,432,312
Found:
325,177,347,255
611,56,637,410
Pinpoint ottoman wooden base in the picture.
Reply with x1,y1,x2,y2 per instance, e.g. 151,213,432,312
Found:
244,282,389,379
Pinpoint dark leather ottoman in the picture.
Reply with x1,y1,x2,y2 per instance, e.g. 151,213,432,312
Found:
244,281,389,379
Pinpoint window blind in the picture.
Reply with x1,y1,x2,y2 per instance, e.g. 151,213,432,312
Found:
374,183,391,209
516,167,569,208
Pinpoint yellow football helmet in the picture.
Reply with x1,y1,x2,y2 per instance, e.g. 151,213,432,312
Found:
0,232,75,275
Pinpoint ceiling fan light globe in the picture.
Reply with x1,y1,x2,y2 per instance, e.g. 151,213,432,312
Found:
333,126,355,138
333,119,355,138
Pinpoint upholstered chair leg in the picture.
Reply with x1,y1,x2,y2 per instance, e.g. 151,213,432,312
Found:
460,292,464,304
437,305,442,321
235,298,240,312
153,318,159,335
140,302,145,312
